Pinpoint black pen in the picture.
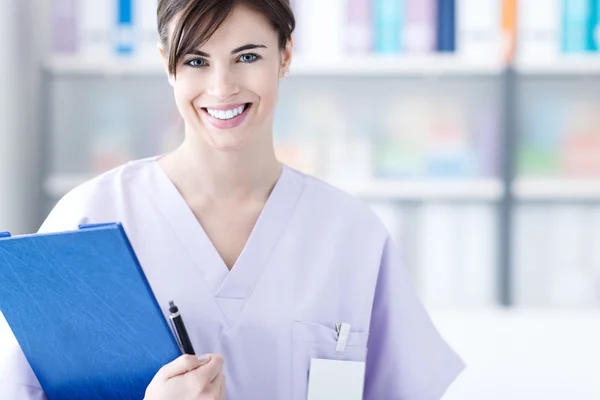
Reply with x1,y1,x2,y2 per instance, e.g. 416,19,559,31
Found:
168,301,195,355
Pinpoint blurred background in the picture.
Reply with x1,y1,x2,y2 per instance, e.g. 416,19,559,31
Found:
1,0,600,398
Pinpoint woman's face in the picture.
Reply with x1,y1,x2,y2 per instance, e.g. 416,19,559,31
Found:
162,4,292,153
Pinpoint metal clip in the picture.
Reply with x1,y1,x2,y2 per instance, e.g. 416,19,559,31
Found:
335,322,351,353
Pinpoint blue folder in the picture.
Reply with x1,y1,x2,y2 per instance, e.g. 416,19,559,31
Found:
0,223,181,400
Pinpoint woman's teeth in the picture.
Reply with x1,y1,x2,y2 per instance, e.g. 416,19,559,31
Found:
206,105,246,120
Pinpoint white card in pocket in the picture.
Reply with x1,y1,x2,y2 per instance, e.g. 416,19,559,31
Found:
307,358,366,400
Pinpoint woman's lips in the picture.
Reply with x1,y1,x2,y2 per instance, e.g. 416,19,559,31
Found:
201,103,252,130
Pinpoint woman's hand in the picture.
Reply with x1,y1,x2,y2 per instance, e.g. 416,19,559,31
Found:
144,354,226,400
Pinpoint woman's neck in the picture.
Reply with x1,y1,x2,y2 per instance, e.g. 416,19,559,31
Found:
159,133,282,203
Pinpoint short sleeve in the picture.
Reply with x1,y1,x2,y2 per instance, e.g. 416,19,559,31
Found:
37,190,90,234
364,235,465,400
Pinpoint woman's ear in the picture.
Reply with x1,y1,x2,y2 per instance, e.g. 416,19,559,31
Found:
280,37,294,78
157,42,175,87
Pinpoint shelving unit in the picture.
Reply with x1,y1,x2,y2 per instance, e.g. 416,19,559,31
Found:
40,24,600,309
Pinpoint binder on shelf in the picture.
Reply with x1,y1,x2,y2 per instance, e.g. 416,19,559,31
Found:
52,0,78,54
77,0,114,59
501,0,517,62
346,0,372,53
517,98,564,177
293,0,345,58
0,223,181,400
116,0,135,54
471,104,501,178
561,0,594,53
436,0,456,52
373,0,404,53
454,204,497,307
417,203,458,307
550,206,596,307
456,0,503,59
135,0,159,60
589,0,600,50
516,0,561,62
404,0,436,53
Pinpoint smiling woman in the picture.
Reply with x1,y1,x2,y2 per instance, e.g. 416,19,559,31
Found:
156,0,294,153
0,1,465,400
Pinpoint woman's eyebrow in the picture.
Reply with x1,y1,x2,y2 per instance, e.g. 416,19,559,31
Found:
186,44,267,58
231,44,267,54
187,49,210,57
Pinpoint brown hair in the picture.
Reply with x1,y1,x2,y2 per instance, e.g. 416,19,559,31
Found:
158,0,295,76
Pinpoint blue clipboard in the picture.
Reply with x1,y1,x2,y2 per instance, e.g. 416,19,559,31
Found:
0,223,181,400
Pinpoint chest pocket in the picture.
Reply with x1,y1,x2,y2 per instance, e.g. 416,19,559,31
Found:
291,320,369,400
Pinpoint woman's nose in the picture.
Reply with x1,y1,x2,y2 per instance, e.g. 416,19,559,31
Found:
206,66,240,100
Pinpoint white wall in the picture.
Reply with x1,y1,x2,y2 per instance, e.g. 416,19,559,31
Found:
0,0,44,234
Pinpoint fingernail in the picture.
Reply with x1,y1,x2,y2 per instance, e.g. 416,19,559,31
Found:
197,355,210,363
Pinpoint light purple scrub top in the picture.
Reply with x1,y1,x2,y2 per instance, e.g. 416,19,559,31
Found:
0,156,465,400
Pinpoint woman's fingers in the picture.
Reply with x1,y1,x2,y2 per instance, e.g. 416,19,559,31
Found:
157,354,211,379
188,354,224,386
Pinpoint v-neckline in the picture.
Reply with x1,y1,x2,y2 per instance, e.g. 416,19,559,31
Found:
145,159,305,327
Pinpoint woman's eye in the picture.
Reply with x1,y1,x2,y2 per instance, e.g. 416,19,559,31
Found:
239,53,260,63
186,58,206,68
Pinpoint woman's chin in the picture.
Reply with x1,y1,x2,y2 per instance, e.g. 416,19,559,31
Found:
205,132,250,153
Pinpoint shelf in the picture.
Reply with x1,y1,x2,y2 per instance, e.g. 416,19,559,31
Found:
47,53,600,77
45,54,505,77
513,56,600,75
513,178,600,200
337,178,504,201
45,56,165,76
290,54,505,76
46,174,504,201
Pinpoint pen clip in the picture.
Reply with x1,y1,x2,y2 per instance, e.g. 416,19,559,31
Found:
335,322,351,353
